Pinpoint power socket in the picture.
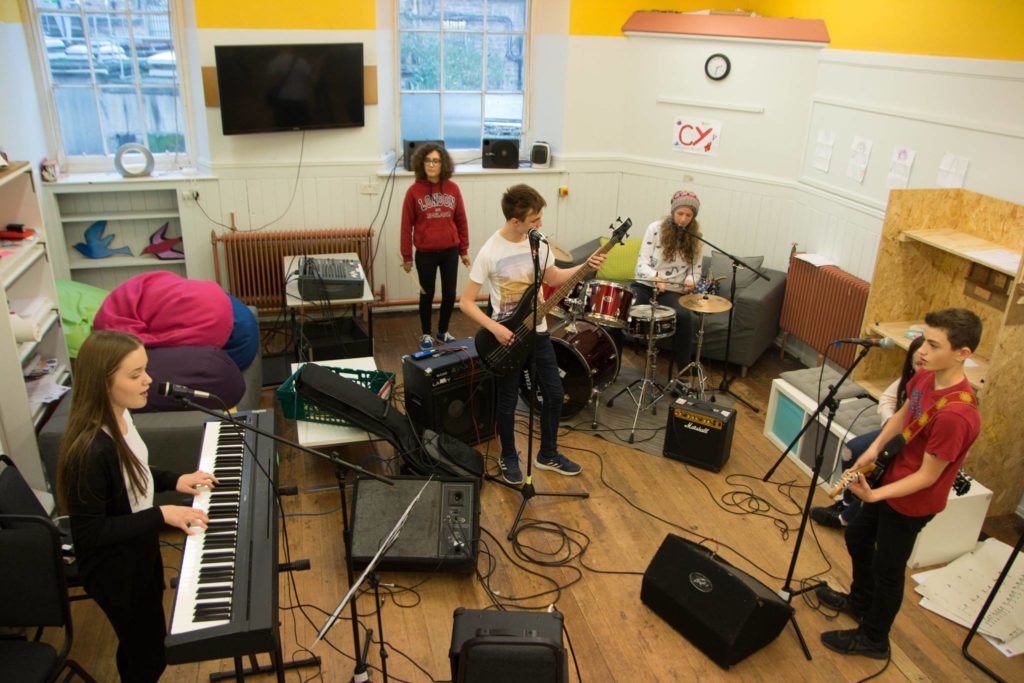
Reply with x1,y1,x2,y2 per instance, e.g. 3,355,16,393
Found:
179,189,199,201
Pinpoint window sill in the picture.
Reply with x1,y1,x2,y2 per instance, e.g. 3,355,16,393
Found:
378,163,564,179
45,168,215,187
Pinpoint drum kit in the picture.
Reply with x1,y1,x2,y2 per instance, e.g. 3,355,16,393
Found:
519,270,732,436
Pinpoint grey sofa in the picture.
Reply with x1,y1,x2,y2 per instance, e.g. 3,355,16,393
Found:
38,335,263,507
564,240,787,375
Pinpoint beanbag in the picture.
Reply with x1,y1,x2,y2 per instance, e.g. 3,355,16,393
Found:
93,271,232,348
139,345,245,412
56,279,109,358
222,295,259,370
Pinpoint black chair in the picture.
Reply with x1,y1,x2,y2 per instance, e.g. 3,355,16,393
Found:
0,513,97,682
0,455,88,602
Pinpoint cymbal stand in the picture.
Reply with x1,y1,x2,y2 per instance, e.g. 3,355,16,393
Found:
606,291,667,443
672,310,710,401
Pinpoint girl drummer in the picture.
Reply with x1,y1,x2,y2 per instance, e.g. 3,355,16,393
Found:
632,190,703,379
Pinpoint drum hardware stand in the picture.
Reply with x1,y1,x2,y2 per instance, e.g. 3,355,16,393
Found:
501,233,589,541
672,310,712,401
606,289,668,443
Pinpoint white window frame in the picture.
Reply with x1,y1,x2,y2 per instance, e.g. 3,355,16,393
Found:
21,0,197,174
394,0,532,161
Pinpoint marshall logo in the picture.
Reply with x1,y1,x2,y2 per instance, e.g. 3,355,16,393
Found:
689,571,713,593
684,422,709,434
673,406,723,431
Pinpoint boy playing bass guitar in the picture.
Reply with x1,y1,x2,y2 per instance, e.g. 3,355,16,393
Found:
459,184,607,484
817,308,983,660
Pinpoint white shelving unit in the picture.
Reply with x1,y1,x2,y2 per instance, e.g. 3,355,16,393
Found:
0,162,68,508
41,172,197,290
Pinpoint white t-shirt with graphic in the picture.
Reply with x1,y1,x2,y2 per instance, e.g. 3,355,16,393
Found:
470,230,552,333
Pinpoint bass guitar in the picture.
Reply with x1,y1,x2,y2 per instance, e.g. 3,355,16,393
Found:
828,434,905,497
475,218,632,376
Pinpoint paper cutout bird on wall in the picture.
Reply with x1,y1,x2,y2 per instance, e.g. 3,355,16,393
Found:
141,222,184,260
73,220,133,259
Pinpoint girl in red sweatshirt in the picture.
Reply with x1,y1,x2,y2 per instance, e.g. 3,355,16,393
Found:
400,143,470,349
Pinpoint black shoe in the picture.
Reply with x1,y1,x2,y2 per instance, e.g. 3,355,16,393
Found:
811,504,846,529
816,584,867,621
820,628,890,660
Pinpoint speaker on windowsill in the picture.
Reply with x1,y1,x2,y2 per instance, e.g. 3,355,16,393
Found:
530,141,551,168
481,138,520,169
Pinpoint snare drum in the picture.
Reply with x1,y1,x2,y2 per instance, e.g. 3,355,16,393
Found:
627,304,676,340
519,321,620,418
582,280,634,328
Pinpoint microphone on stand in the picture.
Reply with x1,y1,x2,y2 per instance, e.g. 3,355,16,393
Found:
157,382,213,400
833,337,896,349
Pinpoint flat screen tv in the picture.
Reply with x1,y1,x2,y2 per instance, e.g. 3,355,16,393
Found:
215,43,365,135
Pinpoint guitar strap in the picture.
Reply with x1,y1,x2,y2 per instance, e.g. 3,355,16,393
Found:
899,389,978,448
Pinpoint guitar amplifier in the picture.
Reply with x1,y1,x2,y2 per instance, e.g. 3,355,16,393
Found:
663,397,736,472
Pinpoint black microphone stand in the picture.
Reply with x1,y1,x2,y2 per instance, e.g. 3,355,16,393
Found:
676,226,767,412
770,344,873,660
500,233,589,541
173,396,394,683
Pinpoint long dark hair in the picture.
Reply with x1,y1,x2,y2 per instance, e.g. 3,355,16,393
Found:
411,142,454,183
57,330,148,510
896,335,926,409
659,216,702,264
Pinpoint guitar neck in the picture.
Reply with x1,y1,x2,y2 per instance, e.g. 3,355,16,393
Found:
535,239,617,319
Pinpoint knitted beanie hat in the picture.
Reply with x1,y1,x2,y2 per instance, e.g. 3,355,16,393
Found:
670,190,700,217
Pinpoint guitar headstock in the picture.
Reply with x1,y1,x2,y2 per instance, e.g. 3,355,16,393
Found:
607,217,632,247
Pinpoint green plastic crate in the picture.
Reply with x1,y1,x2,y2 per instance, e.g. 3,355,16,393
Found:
276,364,395,426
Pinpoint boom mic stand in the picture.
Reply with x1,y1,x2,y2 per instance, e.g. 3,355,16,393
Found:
501,233,589,541
173,396,394,683
677,226,767,412
768,345,873,660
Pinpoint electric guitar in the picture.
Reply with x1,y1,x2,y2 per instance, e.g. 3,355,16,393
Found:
828,434,906,497
475,218,632,376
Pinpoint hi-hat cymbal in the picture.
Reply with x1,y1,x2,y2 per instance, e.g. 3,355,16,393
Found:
680,294,732,314
547,238,572,262
635,278,688,293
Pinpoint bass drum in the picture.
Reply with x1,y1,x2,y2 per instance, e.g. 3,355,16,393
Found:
519,321,620,418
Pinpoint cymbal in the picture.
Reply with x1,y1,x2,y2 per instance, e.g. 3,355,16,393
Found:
680,293,732,314
635,278,688,293
547,238,572,262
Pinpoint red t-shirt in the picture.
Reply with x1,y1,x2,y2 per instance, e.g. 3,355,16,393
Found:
883,369,980,516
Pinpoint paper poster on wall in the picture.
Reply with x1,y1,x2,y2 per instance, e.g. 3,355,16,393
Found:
846,136,873,184
937,153,969,188
886,146,917,190
812,129,835,173
672,116,722,156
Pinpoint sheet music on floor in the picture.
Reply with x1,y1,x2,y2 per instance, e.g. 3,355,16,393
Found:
913,537,1024,656
314,475,433,646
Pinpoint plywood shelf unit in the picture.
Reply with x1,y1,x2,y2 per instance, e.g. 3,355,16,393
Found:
853,188,1024,516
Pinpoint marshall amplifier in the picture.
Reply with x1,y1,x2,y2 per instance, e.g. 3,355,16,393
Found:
662,396,736,472
403,337,496,445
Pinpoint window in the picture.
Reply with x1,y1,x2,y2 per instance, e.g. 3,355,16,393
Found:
28,0,188,167
398,0,528,151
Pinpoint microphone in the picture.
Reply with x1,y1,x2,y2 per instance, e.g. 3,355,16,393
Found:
157,382,212,400
834,337,896,349
528,228,547,245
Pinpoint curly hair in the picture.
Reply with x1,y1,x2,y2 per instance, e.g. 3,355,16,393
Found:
659,216,702,264
411,142,454,182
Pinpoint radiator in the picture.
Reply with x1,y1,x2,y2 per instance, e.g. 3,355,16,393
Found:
779,253,870,369
211,228,374,311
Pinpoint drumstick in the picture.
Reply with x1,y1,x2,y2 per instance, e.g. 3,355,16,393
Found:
402,260,426,294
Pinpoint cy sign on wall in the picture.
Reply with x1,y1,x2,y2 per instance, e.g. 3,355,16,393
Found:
672,117,722,156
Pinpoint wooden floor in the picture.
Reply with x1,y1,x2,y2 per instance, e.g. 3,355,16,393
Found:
61,311,1022,682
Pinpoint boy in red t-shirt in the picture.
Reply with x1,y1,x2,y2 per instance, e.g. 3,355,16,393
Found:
817,307,983,659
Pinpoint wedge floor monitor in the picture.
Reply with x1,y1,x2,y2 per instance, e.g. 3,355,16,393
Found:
215,43,365,135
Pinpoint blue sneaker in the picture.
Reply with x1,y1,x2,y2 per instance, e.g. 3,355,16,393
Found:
437,331,457,344
535,452,582,476
419,334,434,350
500,454,524,485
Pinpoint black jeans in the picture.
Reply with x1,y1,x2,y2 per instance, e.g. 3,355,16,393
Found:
633,283,694,368
844,500,933,642
494,334,562,460
415,246,460,336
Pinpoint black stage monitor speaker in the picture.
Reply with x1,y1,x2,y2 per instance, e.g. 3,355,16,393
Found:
663,396,736,472
449,608,567,683
403,139,444,171
530,141,551,168
481,138,520,169
403,338,496,445
641,534,792,669
351,476,479,573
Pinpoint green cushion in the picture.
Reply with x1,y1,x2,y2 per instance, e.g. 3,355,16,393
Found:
56,279,109,358
596,237,641,281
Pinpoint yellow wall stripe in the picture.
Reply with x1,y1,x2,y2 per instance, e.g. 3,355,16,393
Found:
195,0,375,31
0,0,23,24
568,0,1024,61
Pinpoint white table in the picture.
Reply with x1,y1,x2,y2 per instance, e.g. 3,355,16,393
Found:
289,356,384,448
283,252,375,356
